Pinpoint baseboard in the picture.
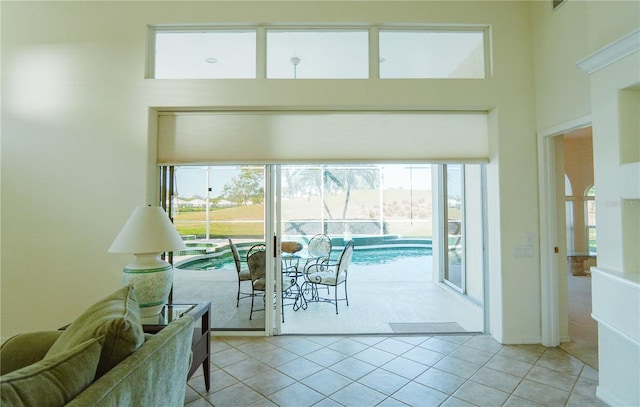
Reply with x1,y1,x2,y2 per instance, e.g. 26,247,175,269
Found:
596,386,626,407
491,333,575,346
501,337,543,345
490,332,542,345
211,330,267,337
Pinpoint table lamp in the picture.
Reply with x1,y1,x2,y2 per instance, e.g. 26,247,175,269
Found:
109,205,187,317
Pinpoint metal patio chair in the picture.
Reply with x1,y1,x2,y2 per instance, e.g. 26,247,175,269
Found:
303,240,354,314
229,239,252,307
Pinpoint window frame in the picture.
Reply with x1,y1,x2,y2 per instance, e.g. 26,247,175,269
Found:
441,163,466,293
147,26,260,79
378,28,489,79
584,185,596,255
147,24,491,80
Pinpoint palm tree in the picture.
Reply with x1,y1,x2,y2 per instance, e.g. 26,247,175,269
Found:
283,166,321,199
323,166,379,220
285,165,379,234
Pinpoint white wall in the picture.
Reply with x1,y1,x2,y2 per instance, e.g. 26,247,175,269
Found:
531,1,591,131
1,1,540,343
589,50,640,407
532,1,639,405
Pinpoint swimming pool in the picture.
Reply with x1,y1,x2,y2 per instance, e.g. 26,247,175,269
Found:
176,246,433,271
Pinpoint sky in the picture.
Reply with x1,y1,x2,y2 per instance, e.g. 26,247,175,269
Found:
174,166,237,198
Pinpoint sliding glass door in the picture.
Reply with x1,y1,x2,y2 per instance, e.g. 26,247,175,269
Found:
161,165,270,332
163,163,485,334
440,164,485,304
444,164,465,290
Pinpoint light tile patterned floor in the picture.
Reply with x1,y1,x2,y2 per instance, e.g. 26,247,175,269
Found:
184,334,608,407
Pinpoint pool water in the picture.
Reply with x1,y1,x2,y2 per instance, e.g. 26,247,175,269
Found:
353,247,432,265
177,247,433,271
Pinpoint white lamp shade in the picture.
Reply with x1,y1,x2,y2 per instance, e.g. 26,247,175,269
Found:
109,206,187,254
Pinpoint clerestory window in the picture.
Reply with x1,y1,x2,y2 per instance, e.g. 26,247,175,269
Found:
149,25,489,79
379,30,486,78
153,29,257,79
266,30,369,79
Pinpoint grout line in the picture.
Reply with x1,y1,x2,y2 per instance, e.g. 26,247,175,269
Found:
189,335,603,407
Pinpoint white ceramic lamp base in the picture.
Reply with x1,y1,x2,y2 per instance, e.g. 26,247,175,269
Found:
123,253,173,317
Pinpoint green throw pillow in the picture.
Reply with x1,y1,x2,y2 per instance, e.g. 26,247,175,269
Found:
45,285,145,379
0,337,103,407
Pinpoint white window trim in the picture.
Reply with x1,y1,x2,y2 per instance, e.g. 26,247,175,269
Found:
147,24,491,80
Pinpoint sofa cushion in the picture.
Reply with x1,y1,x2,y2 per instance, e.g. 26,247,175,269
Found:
45,285,145,379
0,330,63,375
0,337,103,407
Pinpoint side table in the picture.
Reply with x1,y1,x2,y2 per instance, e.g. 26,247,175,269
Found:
141,302,211,391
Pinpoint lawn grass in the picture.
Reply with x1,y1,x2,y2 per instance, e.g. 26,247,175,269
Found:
176,221,264,237
173,189,434,237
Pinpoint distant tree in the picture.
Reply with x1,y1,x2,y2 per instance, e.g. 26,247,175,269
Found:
221,167,264,206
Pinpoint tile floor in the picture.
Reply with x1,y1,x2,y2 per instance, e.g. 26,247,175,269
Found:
184,334,608,407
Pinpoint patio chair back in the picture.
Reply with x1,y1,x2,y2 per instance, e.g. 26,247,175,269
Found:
308,234,331,260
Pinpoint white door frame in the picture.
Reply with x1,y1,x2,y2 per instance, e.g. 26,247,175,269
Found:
273,165,284,335
264,165,276,336
537,115,591,346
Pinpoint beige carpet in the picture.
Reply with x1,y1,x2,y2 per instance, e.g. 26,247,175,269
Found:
560,273,598,369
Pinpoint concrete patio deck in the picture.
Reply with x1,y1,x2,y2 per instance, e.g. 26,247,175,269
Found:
172,254,485,335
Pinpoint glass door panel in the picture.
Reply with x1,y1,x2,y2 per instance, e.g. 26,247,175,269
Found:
382,165,432,237
444,164,464,290
167,165,267,331
321,165,381,236
281,166,325,236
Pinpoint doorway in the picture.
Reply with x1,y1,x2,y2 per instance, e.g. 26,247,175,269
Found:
561,127,598,368
538,121,598,367
166,163,485,335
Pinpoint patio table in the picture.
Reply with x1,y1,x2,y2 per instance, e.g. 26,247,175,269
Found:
281,250,327,314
